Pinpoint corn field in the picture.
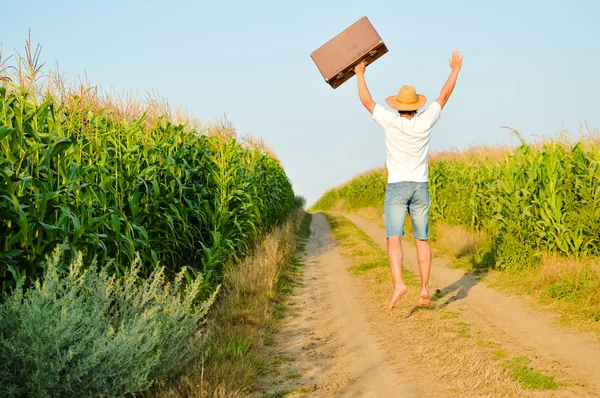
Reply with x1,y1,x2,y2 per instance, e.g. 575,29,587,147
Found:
429,134,600,270
312,134,600,271
311,170,387,212
0,82,295,294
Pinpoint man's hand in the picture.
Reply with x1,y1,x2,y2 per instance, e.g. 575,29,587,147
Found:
354,60,367,76
449,50,463,72
435,50,463,109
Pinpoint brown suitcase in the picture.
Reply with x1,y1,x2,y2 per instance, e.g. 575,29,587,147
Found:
311,16,388,89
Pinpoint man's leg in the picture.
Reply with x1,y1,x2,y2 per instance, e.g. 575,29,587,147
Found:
414,238,432,305
384,182,408,311
410,183,432,305
387,236,407,310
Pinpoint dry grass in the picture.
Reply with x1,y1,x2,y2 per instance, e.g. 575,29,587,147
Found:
145,209,308,397
432,222,486,262
383,289,529,397
353,207,385,228
430,142,517,163
432,223,600,337
488,253,600,337
430,126,600,163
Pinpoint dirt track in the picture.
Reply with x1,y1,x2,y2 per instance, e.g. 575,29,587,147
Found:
260,213,600,397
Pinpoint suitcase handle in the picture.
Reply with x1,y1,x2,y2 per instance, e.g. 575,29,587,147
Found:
333,48,381,81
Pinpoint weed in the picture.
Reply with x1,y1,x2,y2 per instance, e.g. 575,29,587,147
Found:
286,372,302,380
442,310,460,319
503,356,558,390
349,259,389,274
477,339,500,348
262,390,291,398
493,349,508,359
457,322,471,338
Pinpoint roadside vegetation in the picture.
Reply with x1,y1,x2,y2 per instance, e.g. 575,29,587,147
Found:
148,210,312,397
0,38,298,397
311,131,600,335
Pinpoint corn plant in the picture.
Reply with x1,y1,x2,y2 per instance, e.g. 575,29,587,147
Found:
0,82,295,293
312,133,600,272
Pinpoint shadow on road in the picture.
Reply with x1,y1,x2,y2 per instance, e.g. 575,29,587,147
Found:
429,243,495,308
431,268,488,307
404,268,488,318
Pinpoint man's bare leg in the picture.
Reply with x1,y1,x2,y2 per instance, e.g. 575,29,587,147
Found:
415,239,432,305
387,236,407,310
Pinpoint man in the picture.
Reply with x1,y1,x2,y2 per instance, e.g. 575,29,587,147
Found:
354,50,463,310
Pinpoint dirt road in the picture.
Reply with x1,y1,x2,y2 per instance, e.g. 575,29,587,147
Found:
260,213,436,396
260,213,600,397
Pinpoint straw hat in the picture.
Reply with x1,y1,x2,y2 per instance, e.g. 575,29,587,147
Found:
385,85,426,111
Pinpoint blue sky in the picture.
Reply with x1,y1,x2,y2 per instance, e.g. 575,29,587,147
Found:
2,0,599,205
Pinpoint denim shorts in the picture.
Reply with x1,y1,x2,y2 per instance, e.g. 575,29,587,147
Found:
384,181,430,240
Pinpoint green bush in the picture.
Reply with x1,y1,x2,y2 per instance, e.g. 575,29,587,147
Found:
0,247,217,397
542,265,600,302
494,231,541,272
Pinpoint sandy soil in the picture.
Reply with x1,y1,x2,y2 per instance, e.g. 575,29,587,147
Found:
259,213,600,397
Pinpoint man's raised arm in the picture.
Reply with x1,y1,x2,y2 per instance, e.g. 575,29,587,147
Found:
355,61,376,114
435,50,463,110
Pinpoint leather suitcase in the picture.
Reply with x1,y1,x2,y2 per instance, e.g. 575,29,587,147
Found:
311,16,388,89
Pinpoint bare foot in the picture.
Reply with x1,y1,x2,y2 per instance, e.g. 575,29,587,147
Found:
419,287,430,306
389,285,408,310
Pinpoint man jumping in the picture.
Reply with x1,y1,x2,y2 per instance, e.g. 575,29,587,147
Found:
354,50,463,310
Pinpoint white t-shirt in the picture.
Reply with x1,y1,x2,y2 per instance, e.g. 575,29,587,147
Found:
372,101,442,183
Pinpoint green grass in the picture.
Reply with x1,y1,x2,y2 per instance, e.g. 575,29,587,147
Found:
262,391,291,398
348,258,389,274
492,349,508,359
262,387,312,398
484,260,600,336
541,264,600,302
274,213,312,304
457,322,471,338
442,310,460,319
324,213,417,285
503,356,558,390
476,339,500,349
296,212,313,251
488,348,559,389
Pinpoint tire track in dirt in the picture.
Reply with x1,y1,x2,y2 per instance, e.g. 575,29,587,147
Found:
259,213,438,397
340,212,600,397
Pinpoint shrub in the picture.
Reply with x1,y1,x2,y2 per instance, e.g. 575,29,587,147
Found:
0,247,217,397
542,264,600,303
